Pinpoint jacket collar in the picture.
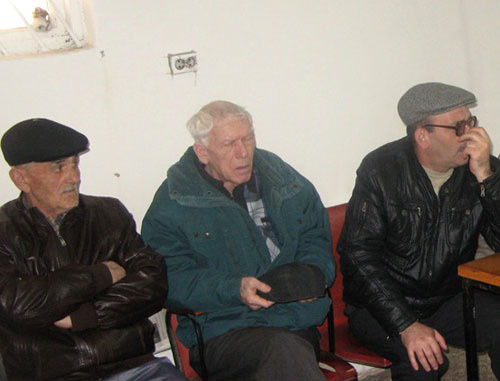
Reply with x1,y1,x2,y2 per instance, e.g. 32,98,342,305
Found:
167,147,303,207
15,192,84,228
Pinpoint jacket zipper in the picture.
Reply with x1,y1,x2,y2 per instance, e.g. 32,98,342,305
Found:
55,228,67,247
480,183,486,198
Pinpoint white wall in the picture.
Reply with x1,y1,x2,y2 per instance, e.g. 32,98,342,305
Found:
1,0,500,225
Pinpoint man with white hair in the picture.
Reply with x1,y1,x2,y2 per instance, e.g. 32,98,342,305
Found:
142,100,335,380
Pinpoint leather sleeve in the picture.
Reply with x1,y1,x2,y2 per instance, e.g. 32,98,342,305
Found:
0,197,167,331
89,199,168,330
0,254,113,329
478,157,500,252
338,164,417,336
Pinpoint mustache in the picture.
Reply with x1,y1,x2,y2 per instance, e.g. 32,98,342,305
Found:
60,184,79,193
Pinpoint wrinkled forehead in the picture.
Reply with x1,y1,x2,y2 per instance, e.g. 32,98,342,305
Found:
23,155,79,172
207,118,255,148
213,114,251,129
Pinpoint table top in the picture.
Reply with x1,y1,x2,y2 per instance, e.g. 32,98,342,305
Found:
458,253,500,287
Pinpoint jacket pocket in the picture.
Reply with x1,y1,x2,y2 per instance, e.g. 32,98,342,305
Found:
445,201,478,248
386,201,424,258
186,224,220,259
185,220,246,272
80,319,154,366
344,198,369,240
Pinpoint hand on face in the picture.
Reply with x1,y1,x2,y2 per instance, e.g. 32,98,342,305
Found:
459,126,493,182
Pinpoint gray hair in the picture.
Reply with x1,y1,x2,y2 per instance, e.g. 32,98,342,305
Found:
186,100,253,146
407,116,433,146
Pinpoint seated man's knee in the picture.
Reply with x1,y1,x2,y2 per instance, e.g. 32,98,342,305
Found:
261,329,316,361
391,353,449,381
252,329,323,380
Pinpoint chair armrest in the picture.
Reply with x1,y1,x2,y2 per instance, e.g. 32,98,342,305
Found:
166,309,208,381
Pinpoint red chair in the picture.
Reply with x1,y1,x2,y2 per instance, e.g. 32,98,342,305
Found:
319,350,357,380
166,309,357,381
319,203,392,368
166,310,205,381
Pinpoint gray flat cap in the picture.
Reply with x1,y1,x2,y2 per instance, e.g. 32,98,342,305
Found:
397,82,476,126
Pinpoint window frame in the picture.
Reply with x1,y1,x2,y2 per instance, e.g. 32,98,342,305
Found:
0,0,91,58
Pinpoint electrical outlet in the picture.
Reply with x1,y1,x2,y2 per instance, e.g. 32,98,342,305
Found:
168,51,197,75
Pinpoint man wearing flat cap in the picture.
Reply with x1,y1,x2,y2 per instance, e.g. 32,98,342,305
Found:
142,100,335,380
339,82,500,380
0,118,186,380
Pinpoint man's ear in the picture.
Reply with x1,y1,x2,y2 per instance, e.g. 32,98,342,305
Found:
414,126,430,149
9,167,31,193
193,142,209,165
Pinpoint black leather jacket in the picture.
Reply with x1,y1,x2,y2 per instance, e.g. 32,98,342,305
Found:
0,194,168,380
338,137,500,336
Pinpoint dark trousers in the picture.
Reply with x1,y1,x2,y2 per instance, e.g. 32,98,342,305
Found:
0,354,5,381
347,291,500,380
190,326,325,381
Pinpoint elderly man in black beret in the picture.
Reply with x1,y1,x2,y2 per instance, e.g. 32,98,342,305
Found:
0,118,186,381
338,82,500,380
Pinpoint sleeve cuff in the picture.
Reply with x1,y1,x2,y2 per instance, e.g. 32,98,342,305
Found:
396,317,418,337
70,302,98,332
92,263,113,293
220,277,244,306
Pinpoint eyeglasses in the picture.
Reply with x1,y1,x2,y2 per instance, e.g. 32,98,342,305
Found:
423,116,477,137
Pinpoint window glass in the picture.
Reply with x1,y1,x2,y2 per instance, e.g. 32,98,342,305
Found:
0,0,48,30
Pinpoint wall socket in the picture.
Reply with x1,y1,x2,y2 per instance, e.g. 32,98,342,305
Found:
168,51,197,75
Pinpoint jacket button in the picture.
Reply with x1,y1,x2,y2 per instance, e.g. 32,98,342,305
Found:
465,209,471,216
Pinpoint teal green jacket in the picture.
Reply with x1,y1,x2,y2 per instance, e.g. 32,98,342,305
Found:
142,147,335,347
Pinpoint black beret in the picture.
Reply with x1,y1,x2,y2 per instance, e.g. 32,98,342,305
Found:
257,262,326,303
398,82,476,126
1,118,89,166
